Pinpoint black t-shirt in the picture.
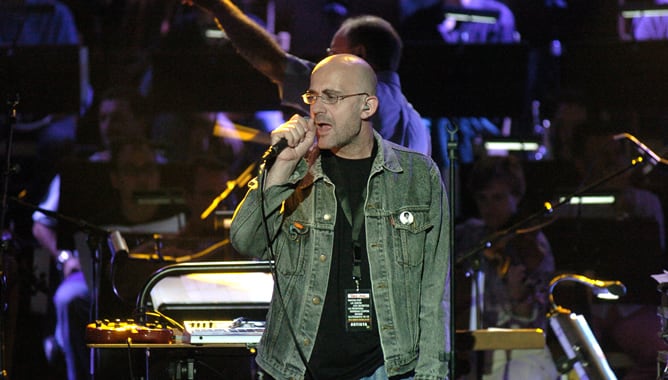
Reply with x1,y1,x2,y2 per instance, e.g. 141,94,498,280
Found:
306,148,383,380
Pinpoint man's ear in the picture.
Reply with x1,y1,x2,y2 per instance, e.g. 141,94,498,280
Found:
361,95,379,120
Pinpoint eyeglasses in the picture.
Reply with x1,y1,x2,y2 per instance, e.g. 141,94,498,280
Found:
301,92,368,105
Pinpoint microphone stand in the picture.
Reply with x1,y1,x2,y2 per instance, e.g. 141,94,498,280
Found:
614,132,668,167
1,33,26,372
200,161,256,220
461,132,668,264
10,196,111,320
457,153,648,266
10,197,113,379
0,92,20,380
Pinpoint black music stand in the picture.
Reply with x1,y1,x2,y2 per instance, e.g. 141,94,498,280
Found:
544,217,665,305
397,42,530,118
148,45,281,113
559,40,668,115
1,45,87,115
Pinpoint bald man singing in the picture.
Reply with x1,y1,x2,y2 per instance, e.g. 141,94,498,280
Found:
231,54,450,380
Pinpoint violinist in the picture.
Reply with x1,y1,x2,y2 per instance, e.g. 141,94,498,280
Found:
454,155,558,379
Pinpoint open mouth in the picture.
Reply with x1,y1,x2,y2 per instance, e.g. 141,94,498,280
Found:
315,120,332,133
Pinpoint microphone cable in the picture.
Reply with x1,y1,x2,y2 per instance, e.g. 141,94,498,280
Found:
258,161,319,380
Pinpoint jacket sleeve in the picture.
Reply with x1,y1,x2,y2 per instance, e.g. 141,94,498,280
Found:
415,159,451,380
230,170,299,259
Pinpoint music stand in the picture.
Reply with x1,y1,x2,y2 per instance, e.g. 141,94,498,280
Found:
559,40,668,115
148,45,280,113
544,217,665,304
397,42,529,117
1,45,88,114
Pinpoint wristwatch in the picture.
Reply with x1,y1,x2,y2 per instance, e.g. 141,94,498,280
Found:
57,250,73,271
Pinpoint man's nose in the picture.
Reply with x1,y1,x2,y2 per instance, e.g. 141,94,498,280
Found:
310,98,327,113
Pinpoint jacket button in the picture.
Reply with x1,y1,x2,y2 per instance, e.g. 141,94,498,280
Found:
319,254,327,262
312,296,321,305
323,214,332,221
303,338,311,346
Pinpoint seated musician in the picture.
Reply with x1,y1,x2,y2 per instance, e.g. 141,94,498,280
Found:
455,155,558,379
33,138,185,380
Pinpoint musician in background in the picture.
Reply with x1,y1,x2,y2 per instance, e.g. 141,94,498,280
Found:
455,155,557,379
32,138,182,380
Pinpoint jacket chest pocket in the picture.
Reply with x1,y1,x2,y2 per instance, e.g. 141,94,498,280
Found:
391,208,432,267
274,219,310,275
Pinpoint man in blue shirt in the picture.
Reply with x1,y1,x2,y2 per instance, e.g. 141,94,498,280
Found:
184,0,431,156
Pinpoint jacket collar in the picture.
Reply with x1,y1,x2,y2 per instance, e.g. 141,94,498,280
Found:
289,130,403,190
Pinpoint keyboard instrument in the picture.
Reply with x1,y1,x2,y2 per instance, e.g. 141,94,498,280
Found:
182,318,265,345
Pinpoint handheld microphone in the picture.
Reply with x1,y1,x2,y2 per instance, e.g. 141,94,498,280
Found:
261,117,311,162
261,137,289,162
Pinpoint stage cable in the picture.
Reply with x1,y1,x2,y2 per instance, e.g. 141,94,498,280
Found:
258,163,319,380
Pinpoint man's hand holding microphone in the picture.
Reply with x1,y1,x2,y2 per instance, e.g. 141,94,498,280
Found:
262,115,316,188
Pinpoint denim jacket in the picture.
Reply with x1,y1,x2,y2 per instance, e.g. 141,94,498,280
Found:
230,132,450,380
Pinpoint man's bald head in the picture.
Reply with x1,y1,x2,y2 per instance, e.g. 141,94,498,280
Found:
312,54,377,96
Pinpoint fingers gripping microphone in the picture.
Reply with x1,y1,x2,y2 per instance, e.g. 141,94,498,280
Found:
262,137,289,162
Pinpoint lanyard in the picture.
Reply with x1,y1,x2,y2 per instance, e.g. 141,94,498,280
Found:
326,156,368,288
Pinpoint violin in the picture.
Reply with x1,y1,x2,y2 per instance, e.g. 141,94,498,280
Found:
482,213,551,278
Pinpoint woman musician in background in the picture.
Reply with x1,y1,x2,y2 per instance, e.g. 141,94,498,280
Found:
454,155,558,379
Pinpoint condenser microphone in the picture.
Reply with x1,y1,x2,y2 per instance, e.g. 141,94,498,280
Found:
261,137,289,162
